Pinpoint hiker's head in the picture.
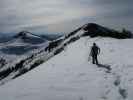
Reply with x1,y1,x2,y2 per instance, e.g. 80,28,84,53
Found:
93,43,96,46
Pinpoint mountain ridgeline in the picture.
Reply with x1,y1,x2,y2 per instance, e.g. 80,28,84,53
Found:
47,23,133,54
82,23,133,39
67,23,133,39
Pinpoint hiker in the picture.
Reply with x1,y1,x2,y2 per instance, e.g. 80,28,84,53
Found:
90,43,100,65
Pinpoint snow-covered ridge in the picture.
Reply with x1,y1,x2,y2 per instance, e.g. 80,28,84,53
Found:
0,23,132,86
0,36,133,100
0,24,86,85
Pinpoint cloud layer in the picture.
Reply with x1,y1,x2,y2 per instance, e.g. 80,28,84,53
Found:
0,0,133,34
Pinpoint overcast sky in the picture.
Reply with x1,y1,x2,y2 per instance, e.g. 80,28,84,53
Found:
0,0,133,34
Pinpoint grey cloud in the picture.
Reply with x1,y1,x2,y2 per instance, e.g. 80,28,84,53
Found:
0,0,133,34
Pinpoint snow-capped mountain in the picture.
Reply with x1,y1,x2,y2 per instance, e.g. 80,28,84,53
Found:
0,31,51,82
0,31,49,64
0,31,49,55
0,23,132,82
0,23,133,99
0,23,133,100
12,31,48,44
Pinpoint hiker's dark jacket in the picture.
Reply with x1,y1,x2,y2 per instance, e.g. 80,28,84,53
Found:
90,45,100,56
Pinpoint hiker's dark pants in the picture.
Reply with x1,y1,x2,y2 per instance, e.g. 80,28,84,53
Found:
92,54,98,64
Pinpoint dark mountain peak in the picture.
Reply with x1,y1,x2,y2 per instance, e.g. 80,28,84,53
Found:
14,31,33,39
86,23,99,27
83,23,103,32
65,23,133,39
83,23,133,38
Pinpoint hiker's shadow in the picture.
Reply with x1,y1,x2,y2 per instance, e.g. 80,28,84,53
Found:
97,63,111,72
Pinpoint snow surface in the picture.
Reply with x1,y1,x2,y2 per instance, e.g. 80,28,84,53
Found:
0,37,133,100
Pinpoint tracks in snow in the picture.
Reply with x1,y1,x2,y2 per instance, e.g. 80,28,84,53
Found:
97,64,128,100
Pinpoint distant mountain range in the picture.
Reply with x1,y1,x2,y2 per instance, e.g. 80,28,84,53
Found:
40,34,62,41
0,34,12,43
0,31,62,43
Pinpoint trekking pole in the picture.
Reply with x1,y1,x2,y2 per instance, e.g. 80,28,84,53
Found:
88,54,91,61
88,49,92,62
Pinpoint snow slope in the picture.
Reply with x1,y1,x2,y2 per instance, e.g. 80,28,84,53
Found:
0,36,133,100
